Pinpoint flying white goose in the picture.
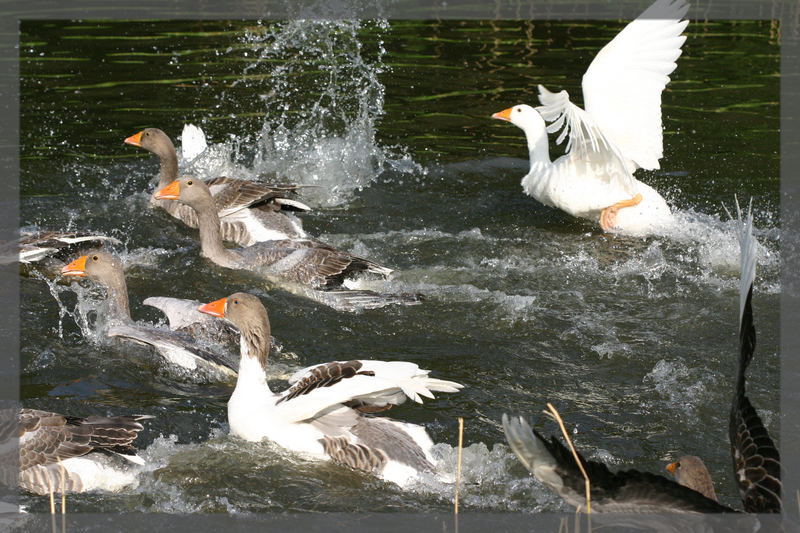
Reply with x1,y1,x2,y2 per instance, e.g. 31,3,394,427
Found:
492,0,688,233
198,292,462,487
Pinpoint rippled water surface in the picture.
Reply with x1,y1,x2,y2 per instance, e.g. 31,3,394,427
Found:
18,17,779,514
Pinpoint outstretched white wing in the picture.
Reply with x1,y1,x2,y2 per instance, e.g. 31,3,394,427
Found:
277,360,462,423
582,0,689,170
537,85,637,194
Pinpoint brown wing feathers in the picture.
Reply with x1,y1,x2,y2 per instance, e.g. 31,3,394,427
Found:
277,361,375,404
730,285,781,513
19,409,149,469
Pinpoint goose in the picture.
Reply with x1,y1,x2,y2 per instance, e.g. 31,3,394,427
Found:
502,202,781,513
155,177,421,312
197,292,462,487
60,252,237,377
15,408,150,495
502,414,733,513
491,0,687,233
125,126,310,245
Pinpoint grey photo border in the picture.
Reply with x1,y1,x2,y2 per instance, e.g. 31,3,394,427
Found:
2,0,797,530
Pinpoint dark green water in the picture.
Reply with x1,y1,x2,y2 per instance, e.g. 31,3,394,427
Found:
19,18,779,513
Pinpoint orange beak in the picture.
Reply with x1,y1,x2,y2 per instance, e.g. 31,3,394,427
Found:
61,255,88,277
665,461,678,475
491,107,513,122
155,180,180,200
124,131,143,147
199,297,227,318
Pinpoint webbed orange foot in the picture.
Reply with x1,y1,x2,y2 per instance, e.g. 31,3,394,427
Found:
600,193,643,231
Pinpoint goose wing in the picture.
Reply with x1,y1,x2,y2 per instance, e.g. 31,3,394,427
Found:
729,200,781,513
581,0,689,170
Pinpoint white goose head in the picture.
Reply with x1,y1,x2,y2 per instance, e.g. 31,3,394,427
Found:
492,104,550,163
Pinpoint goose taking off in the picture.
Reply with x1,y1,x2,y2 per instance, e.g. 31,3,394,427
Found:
492,0,687,233
198,292,462,487
125,126,310,245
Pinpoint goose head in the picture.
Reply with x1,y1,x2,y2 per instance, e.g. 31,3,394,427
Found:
199,292,271,367
61,251,124,285
492,104,547,135
124,128,175,159
154,176,213,209
666,455,717,502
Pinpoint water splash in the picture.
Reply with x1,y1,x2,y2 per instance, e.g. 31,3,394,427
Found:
183,19,421,208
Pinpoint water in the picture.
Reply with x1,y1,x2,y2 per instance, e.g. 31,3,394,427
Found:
18,18,779,514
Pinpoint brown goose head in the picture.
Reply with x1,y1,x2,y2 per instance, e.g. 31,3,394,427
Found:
61,252,130,319
198,292,270,369
124,128,176,160
155,177,214,210
666,455,718,502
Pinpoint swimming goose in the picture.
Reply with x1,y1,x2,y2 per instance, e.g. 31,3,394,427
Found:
197,292,462,487
125,127,310,245
16,408,150,495
491,0,686,233
60,252,237,377
155,177,421,312
502,202,781,513
502,415,734,513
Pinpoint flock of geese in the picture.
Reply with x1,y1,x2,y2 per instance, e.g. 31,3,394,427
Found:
14,0,783,519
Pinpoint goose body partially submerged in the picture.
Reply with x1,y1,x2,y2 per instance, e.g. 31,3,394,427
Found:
155,177,421,312
198,292,462,487
61,252,237,377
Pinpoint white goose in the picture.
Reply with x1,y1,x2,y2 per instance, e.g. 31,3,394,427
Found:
198,292,463,487
492,0,688,233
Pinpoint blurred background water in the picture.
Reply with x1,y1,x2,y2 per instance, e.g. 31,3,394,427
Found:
18,17,779,513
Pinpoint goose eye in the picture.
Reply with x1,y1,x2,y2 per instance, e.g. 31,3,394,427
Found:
187,180,193,186
233,299,239,305
92,255,99,261
144,131,150,136
676,462,681,468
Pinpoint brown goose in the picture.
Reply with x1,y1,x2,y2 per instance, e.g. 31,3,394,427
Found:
14,408,150,495
665,455,718,502
502,202,781,514
197,292,462,487
125,127,310,246
502,415,734,513
60,252,236,377
155,177,421,312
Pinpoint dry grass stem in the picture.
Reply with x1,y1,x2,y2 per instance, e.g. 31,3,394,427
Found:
59,462,66,515
48,474,55,515
545,402,591,514
454,417,464,515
